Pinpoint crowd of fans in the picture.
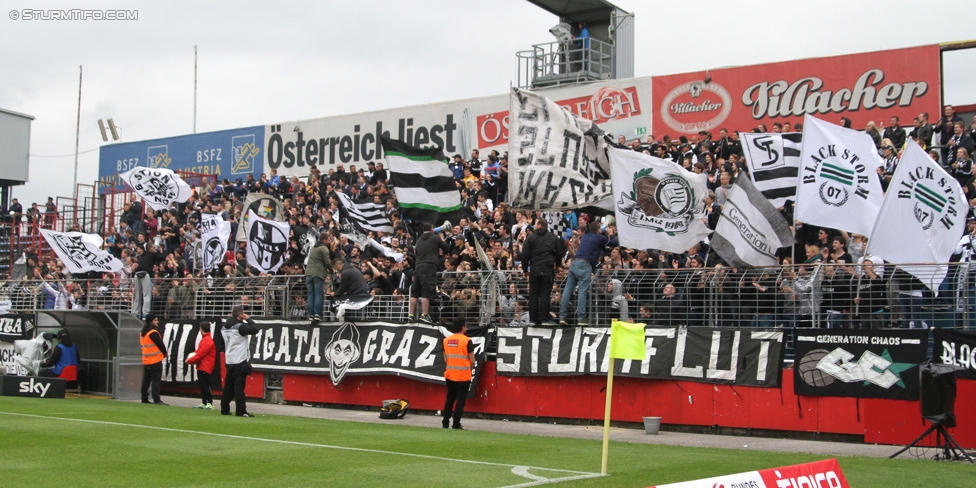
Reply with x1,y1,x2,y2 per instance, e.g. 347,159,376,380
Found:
5,105,976,329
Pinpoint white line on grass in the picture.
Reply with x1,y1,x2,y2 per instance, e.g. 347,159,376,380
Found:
0,411,603,487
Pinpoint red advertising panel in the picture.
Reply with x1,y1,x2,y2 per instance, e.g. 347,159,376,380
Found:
652,45,941,138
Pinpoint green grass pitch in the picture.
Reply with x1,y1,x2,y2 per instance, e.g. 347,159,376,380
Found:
0,396,972,487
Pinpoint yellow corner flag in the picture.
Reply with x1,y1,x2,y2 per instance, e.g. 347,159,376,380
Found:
610,320,646,360
602,320,646,475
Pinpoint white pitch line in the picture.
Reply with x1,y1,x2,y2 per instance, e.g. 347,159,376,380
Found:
0,411,603,486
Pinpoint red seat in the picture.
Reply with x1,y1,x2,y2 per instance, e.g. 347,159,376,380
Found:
58,365,79,390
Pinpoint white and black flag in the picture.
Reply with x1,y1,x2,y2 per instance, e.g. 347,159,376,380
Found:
741,132,802,208
236,192,286,242
334,192,394,234
245,209,290,274
711,174,795,268
199,213,232,272
40,229,124,274
507,87,611,210
119,167,193,211
541,211,570,239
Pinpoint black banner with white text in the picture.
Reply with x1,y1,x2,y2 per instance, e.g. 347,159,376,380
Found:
793,329,927,399
193,319,491,387
494,326,785,387
933,329,976,380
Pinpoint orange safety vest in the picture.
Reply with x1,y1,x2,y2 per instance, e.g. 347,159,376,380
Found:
443,333,472,382
140,329,165,365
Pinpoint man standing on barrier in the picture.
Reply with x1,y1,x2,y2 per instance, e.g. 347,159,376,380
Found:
221,306,258,417
140,314,168,406
442,316,475,430
559,221,609,326
306,231,333,323
131,242,166,319
521,218,565,326
409,221,451,324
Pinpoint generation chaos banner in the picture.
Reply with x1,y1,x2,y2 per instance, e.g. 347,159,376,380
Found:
652,45,941,138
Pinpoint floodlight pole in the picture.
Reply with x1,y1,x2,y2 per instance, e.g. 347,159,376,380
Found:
73,65,82,200
193,45,198,134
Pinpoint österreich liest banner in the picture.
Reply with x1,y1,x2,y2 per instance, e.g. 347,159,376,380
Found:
190,319,489,387
652,44,940,138
650,458,849,488
793,329,927,399
933,329,976,380
495,326,785,387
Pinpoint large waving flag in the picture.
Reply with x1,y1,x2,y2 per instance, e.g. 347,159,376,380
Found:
334,192,394,234
741,132,802,208
244,209,290,274
120,167,192,211
40,229,123,274
795,115,884,235
199,213,232,272
609,146,711,253
236,192,286,241
507,87,611,211
382,136,461,223
866,140,968,291
710,174,795,268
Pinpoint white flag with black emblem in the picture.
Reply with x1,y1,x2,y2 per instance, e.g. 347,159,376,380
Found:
741,132,803,208
198,213,232,272
609,147,711,252
867,140,968,291
40,229,123,274
795,115,884,235
245,209,290,274
120,167,193,211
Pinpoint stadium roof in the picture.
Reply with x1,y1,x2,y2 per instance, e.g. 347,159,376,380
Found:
526,0,628,25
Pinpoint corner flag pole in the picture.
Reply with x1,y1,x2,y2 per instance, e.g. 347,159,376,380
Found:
600,356,615,475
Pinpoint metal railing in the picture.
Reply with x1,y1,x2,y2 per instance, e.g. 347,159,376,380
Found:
517,37,614,89
4,264,975,331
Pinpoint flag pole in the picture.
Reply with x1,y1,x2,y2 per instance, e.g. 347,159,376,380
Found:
601,357,615,475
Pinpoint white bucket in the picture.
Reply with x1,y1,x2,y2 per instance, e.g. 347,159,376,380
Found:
643,416,662,435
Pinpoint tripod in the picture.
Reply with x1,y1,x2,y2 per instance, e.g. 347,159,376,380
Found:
890,422,974,462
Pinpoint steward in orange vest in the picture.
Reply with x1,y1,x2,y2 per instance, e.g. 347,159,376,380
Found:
442,316,475,430
140,314,168,405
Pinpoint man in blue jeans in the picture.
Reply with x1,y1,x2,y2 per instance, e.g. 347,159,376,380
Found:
560,222,610,326
305,232,333,323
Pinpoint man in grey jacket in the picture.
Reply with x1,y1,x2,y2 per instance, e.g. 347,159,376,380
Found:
305,232,333,323
220,306,258,417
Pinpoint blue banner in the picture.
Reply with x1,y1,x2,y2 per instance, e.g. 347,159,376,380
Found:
97,126,264,192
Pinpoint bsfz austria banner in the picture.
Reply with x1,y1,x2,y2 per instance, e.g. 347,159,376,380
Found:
495,326,785,387
793,329,927,399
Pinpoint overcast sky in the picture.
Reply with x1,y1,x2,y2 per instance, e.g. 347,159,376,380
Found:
4,0,976,206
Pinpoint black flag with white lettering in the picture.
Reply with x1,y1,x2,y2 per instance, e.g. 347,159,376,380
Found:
793,329,927,399
932,329,976,380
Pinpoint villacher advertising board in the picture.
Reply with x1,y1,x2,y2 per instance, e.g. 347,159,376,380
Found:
652,45,941,138
793,329,927,399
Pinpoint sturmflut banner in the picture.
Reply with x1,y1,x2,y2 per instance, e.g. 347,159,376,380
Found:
793,329,927,399
191,320,490,387
933,329,976,380
494,326,785,387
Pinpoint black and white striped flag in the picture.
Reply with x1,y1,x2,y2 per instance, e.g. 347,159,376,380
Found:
335,191,394,234
741,132,802,208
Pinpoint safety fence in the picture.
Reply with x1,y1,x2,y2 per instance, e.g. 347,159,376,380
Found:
3,263,976,331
